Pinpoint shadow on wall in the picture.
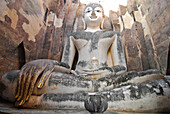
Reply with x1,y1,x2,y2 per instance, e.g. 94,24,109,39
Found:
166,43,170,75
17,42,26,69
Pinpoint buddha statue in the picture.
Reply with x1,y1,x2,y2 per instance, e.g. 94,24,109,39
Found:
0,3,170,113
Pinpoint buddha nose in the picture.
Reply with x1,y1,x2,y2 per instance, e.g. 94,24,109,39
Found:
91,11,96,16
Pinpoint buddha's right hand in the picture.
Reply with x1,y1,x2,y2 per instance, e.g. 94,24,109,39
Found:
15,59,70,106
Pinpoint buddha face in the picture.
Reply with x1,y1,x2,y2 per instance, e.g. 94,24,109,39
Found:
84,3,104,28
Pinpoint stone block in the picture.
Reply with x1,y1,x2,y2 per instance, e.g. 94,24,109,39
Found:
122,12,134,30
158,0,168,14
145,35,158,69
131,22,150,70
0,21,24,77
134,10,142,22
118,5,127,16
119,10,134,32
50,27,64,61
35,27,46,59
156,39,169,74
156,39,169,57
75,3,85,31
103,16,112,30
122,29,143,71
153,33,168,46
64,3,79,36
159,50,169,74
145,14,153,27
167,0,170,5
166,44,170,74
161,24,170,36
23,34,39,61
0,21,23,47
150,19,162,36
162,6,170,25
150,0,168,18
39,25,54,59
127,0,138,14
119,16,124,32
109,10,119,24
147,1,158,19
138,0,151,16
112,24,120,32
0,51,19,79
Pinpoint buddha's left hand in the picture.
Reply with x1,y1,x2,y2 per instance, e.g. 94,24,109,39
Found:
15,59,70,106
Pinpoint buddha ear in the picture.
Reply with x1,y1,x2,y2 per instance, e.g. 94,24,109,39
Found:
82,18,87,30
100,13,105,29
100,18,104,29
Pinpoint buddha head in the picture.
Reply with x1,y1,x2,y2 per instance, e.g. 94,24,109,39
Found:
83,3,105,30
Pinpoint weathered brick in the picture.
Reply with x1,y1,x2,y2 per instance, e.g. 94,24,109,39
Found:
112,24,120,33
145,35,158,69
159,50,169,74
145,14,153,26
156,39,169,57
75,3,85,32
161,24,170,36
127,0,138,14
131,22,149,70
118,5,127,16
109,10,119,24
167,0,170,5
150,19,162,36
122,12,134,30
103,17,112,30
153,33,168,46
138,0,152,16
64,3,79,36
122,29,143,71
162,6,170,25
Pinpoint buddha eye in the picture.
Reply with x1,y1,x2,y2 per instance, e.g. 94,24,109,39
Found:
87,10,91,13
96,10,101,13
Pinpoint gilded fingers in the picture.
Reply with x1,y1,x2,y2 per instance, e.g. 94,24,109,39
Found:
25,72,37,101
15,66,33,106
23,64,48,103
15,59,58,106
15,65,28,99
37,65,54,89
18,66,34,105
15,64,48,106
17,66,31,101
37,71,53,89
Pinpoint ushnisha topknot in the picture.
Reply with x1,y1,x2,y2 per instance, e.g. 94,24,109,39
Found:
84,3,104,17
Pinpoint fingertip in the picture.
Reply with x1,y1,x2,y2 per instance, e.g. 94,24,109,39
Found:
38,75,46,89
15,94,19,99
15,91,19,98
26,95,30,101
18,100,24,106
38,82,43,89
17,96,22,101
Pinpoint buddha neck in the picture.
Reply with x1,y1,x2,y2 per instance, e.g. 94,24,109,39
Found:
85,27,101,32
85,23,101,32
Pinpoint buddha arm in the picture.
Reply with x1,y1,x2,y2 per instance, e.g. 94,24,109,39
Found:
110,34,127,75
15,59,71,106
61,35,76,70
15,36,76,106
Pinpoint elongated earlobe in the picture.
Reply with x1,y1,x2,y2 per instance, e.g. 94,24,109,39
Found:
82,18,87,30
100,19,104,29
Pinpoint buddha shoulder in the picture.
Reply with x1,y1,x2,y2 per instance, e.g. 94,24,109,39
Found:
99,30,118,39
68,30,118,40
